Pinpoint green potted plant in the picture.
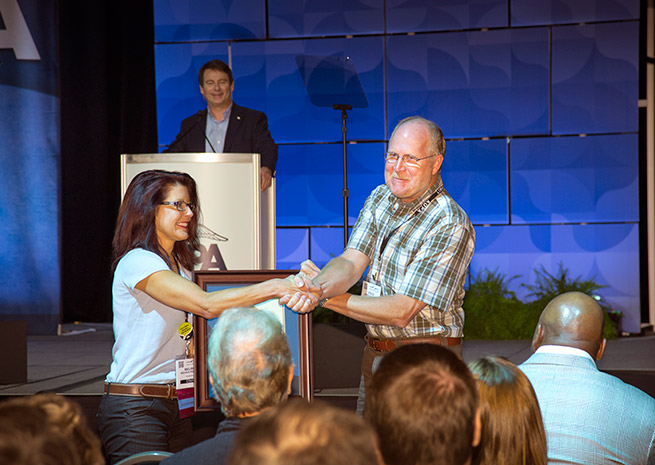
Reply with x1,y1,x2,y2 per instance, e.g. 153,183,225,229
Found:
464,263,621,340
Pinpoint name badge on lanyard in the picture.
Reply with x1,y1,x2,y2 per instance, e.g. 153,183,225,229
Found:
176,312,196,418
362,281,382,297
175,357,195,418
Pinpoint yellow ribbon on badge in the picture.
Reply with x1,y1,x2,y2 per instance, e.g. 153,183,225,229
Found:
178,321,193,340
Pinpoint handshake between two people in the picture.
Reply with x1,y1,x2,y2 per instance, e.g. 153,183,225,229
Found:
279,260,323,314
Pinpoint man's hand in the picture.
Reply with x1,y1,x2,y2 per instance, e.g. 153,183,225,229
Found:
260,167,273,191
299,259,321,280
279,260,322,313
279,275,322,314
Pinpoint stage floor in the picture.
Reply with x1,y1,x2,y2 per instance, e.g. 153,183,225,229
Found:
1,322,654,398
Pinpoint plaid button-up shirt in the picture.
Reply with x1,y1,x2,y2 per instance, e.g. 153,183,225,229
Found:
347,176,475,338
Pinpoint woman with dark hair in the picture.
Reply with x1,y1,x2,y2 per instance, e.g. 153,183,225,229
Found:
468,356,547,465
97,170,318,464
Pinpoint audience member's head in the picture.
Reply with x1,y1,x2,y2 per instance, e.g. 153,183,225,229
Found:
365,343,481,465
0,393,104,465
532,291,606,360
468,356,547,465
227,398,382,465
208,307,293,417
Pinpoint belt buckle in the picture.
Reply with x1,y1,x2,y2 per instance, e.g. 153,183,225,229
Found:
370,337,382,350
383,339,397,351
372,338,395,351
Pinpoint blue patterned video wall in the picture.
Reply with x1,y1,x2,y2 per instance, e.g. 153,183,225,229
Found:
387,28,550,138
153,0,642,332
511,135,638,224
552,22,638,135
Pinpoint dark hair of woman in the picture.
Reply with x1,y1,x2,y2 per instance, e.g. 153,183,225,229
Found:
112,169,200,272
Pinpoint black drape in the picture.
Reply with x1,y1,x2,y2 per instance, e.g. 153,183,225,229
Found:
59,2,158,322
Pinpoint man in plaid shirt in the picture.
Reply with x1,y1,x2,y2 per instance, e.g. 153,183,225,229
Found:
283,116,475,412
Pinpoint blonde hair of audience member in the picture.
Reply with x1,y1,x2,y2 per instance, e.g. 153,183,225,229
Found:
468,356,547,465
0,393,104,465
227,398,383,465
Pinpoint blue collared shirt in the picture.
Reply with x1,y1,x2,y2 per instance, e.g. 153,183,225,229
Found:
205,104,232,153
535,344,596,364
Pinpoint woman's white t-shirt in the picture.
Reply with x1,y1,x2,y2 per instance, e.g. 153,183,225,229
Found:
106,248,188,384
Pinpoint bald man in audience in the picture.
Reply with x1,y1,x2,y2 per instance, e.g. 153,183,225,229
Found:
519,291,655,464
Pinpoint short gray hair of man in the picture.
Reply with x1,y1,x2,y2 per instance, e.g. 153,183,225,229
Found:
390,116,446,157
207,307,292,417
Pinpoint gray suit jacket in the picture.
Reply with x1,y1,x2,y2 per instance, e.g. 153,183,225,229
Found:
519,352,655,465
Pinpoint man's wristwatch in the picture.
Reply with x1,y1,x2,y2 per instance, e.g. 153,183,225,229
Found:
318,298,329,307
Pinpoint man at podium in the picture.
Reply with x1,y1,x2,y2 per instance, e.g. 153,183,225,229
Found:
164,59,278,191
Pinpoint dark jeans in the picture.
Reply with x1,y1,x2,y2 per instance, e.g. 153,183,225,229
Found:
97,394,192,465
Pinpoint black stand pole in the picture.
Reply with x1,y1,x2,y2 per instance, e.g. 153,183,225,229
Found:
334,104,352,248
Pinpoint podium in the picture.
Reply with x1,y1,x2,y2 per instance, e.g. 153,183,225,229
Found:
120,153,275,271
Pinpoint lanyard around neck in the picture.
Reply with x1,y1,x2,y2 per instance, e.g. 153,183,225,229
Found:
376,184,444,264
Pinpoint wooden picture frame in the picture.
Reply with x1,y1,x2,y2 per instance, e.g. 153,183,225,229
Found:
193,270,314,411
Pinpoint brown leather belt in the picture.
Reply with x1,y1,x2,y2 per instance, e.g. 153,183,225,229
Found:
104,382,177,400
367,335,462,352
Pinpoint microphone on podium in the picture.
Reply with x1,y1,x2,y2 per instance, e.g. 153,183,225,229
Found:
163,110,204,153
199,112,217,153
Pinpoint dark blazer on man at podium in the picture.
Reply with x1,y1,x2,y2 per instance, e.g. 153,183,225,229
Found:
164,104,278,173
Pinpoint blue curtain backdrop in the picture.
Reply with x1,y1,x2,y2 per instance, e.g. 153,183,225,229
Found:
0,1,158,334
0,0,59,334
